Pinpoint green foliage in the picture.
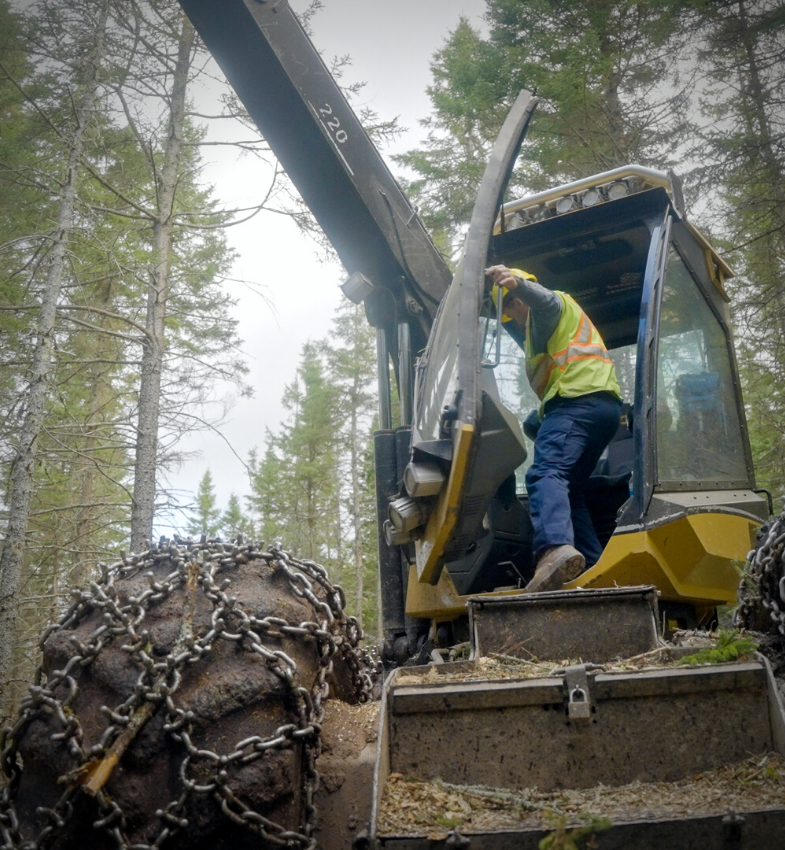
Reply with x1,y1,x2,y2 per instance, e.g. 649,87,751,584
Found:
435,814,464,829
246,302,380,629
187,471,221,539
396,0,691,256
0,0,256,709
324,301,379,628
677,630,759,666
220,493,252,540
248,341,341,564
677,0,785,501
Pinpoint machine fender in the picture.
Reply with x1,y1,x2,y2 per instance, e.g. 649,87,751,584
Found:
568,511,760,605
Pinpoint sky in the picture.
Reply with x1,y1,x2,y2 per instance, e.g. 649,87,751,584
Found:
165,0,488,529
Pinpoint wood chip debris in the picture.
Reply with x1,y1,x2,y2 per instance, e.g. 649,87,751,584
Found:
320,700,380,758
394,646,690,686
377,753,785,837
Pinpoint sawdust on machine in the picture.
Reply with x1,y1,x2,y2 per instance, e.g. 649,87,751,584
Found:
377,752,785,837
394,643,715,686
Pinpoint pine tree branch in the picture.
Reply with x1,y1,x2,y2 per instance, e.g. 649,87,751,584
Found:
58,314,144,345
173,164,281,229
0,58,155,221
57,304,152,339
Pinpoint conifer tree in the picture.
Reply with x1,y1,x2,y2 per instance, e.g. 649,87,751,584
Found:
325,301,377,626
248,342,341,565
187,470,221,538
0,0,261,714
396,0,691,255
682,0,785,498
0,0,111,716
220,493,251,539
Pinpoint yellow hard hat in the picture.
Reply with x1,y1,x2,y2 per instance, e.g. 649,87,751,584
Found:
490,284,512,322
489,268,537,322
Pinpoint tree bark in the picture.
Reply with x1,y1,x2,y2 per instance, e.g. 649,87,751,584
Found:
0,0,110,720
130,15,194,551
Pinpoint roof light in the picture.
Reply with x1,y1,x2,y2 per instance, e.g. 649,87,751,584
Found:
556,196,575,214
607,181,629,200
581,188,601,207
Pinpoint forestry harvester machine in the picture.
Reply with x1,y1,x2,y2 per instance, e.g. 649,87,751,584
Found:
4,2,785,849
173,3,785,845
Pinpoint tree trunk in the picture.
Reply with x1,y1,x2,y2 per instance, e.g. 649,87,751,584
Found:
130,15,194,551
0,0,110,720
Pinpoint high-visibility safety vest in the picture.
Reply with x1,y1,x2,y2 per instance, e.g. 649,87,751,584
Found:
524,290,621,412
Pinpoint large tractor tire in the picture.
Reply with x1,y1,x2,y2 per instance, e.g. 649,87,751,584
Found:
735,510,785,636
735,510,785,697
0,538,377,850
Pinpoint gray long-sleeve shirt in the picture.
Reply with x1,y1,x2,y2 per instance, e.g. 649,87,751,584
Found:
504,272,562,355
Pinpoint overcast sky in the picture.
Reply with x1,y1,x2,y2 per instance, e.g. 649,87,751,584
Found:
165,0,488,530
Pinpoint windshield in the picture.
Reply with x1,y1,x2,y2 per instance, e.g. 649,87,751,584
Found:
656,247,748,486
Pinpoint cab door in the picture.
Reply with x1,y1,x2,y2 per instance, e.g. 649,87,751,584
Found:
409,90,537,585
577,212,765,614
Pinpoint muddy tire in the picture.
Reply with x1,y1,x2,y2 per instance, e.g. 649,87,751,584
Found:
0,539,376,850
736,514,785,635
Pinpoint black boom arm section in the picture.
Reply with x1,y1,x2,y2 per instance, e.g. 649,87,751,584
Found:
177,0,452,353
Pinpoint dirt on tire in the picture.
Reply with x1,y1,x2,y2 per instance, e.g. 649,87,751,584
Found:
0,539,377,850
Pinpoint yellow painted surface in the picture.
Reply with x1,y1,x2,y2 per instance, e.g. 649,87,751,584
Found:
405,562,524,619
406,510,759,619
566,512,759,605
414,422,475,585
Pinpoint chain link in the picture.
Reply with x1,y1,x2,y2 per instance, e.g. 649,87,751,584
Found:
735,510,785,635
0,536,380,850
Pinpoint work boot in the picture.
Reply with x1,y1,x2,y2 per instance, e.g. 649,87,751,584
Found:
525,545,585,593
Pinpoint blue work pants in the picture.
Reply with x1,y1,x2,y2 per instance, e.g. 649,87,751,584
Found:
525,393,622,567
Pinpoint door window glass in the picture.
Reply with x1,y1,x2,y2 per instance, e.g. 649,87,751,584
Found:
413,269,462,444
656,247,748,485
608,343,636,402
481,315,539,493
481,319,638,494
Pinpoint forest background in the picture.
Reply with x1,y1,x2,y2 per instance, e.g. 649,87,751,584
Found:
0,0,783,716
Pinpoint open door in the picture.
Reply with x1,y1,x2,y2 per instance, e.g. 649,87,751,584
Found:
406,90,538,585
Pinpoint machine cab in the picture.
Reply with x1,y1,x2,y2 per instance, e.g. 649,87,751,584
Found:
396,92,767,628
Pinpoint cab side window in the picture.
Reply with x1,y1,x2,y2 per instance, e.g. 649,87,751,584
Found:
655,247,747,486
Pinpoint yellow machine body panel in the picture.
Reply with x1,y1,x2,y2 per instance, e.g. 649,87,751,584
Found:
564,511,759,604
414,422,475,585
406,509,759,621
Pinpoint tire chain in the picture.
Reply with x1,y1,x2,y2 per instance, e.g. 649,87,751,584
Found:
735,510,785,635
0,536,380,850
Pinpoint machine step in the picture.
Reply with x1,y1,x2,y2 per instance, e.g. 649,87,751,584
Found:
468,585,661,663
368,588,785,849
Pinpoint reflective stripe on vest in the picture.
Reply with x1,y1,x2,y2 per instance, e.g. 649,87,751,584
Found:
524,292,620,409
